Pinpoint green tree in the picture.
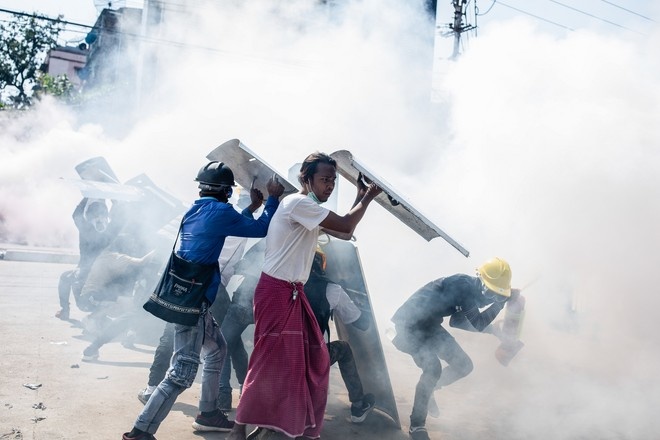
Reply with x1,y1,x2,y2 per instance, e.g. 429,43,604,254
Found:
34,72,77,103
0,13,64,108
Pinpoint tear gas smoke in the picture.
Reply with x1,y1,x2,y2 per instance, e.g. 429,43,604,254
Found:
1,1,659,437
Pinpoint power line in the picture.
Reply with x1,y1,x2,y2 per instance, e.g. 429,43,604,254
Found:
496,1,575,31
476,0,498,17
0,7,95,29
599,0,656,22
0,6,315,71
546,0,644,34
0,8,100,46
0,19,89,35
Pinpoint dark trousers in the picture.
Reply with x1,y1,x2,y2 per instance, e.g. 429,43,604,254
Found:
88,307,136,348
327,340,364,404
219,303,252,394
148,322,175,387
392,325,473,427
58,269,83,310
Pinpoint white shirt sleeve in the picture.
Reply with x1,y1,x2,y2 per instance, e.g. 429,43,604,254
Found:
219,236,247,287
326,282,361,325
290,196,330,231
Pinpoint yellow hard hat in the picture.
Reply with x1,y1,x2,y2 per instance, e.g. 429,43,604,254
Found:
476,257,512,297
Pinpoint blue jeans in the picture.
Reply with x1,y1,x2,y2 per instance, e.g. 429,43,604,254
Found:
145,285,231,388
219,303,253,394
134,310,226,434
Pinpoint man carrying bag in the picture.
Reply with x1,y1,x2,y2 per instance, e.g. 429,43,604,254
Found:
144,230,219,327
124,161,285,440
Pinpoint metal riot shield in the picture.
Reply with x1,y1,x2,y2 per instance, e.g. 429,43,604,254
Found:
75,156,120,183
124,173,187,231
69,157,188,256
206,139,298,197
321,235,401,428
67,156,143,201
330,149,469,257
64,178,145,201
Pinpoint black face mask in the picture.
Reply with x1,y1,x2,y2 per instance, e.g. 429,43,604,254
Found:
478,278,507,303
483,288,508,303
91,217,108,232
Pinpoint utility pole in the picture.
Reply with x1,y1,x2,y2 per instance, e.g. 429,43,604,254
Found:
447,0,475,59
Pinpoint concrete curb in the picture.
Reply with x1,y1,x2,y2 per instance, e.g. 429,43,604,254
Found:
0,243,78,264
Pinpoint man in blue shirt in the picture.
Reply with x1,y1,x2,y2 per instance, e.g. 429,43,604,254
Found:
123,161,285,440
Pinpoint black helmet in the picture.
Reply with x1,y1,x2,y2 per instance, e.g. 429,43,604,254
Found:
195,161,235,191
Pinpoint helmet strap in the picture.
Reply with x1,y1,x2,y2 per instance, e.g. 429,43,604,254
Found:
199,183,232,202
199,183,231,192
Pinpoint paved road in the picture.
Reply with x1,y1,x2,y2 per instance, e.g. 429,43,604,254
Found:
0,256,514,440
0,259,409,440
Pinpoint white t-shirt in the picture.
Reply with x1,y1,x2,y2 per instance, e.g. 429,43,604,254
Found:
218,236,247,287
262,193,329,283
326,282,361,325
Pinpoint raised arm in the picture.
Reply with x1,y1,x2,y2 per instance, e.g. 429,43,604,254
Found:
320,174,381,237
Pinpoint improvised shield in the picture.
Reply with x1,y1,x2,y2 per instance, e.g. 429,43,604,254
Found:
330,150,469,257
75,156,120,183
68,156,142,201
124,173,187,231
321,235,401,428
206,139,298,198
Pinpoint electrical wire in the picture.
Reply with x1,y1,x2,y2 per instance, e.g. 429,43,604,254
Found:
0,6,315,70
0,7,94,29
476,0,498,17
599,0,656,22
496,1,575,31
546,0,643,34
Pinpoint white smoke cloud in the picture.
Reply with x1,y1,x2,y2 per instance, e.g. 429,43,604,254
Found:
1,1,659,436
412,18,660,438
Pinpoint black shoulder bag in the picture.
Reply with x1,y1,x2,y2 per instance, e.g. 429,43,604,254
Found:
143,220,219,326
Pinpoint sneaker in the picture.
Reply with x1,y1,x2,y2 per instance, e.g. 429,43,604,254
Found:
192,411,234,432
246,427,263,440
55,308,69,320
122,432,156,440
82,345,99,362
409,425,430,440
350,393,375,423
137,388,152,405
217,390,232,411
252,429,290,439
427,393,440,418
